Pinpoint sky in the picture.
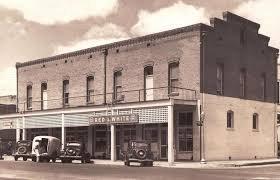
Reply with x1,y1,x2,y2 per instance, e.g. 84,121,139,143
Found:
0,0,279,96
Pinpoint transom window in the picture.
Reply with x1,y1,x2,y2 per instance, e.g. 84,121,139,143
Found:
227,110,234,129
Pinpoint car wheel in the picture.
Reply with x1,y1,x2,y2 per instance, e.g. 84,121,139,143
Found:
14,156,18,161
52,158,56,163
17,146,27,154
23,157,27,161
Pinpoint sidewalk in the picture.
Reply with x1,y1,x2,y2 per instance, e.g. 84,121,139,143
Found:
2,155,280,168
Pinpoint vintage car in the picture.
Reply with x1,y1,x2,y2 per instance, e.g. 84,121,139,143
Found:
59,141,91,163
32,136,61,163
122,140,154,167
13,140,36,161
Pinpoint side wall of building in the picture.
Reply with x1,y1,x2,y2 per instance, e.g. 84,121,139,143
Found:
202,12,278,160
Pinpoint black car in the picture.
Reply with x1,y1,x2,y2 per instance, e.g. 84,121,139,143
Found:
122,140,153,167
59,141,91,163
13,140,36,161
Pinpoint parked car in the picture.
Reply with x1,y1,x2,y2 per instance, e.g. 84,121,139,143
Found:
32,136,61,163
13,140,36,161
60,141,91,163
121,140,154,167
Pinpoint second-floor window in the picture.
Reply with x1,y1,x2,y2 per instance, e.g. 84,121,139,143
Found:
63,80,69,105
168,62,179,93
27,85,32,110
144,66,154,101
261,73,266,101
87,76,94,103
240,69,246,98
41,83,48,110
217,63,224,95
113,71,122,101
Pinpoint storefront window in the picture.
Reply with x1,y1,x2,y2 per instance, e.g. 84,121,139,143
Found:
178,112,193,152
144,124,158,142
123,125,136,142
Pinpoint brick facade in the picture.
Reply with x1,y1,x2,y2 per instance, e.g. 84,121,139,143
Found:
13,11,279,161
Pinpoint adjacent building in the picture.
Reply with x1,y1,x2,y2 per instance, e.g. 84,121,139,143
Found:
0,95,16,142
0,11,278,163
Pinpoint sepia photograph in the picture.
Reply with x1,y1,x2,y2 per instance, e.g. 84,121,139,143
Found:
0,0,279,179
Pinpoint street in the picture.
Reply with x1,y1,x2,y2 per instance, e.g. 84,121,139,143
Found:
0,160,280,180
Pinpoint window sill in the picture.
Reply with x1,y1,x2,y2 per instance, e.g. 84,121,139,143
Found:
177,151,193,153
63,104,69,108
87,102,95,105
226,128,234,131
252,129,259,132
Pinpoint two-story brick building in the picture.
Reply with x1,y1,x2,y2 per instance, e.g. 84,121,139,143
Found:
0,11,278,163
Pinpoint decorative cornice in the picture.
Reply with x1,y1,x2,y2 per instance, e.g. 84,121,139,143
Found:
16,23,210,68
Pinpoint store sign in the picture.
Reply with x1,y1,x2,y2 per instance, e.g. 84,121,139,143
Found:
89,114,139,125
1,120,14,129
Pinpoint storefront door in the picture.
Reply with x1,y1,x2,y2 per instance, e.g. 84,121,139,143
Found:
160,125,168,159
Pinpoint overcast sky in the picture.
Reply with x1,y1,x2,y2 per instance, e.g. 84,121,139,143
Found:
0,0,279,96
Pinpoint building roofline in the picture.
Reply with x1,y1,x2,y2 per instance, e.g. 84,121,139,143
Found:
16,23,211,68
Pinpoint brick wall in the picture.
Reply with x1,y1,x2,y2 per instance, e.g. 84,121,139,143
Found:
203,94,276,160
17,29,201,112
201,12,278,160
203,12,278,103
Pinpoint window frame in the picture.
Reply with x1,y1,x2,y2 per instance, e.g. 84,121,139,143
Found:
226,110,234,129
177,112,193,152
113,71,122,101
144,66,154,101
26,85,32,110
252,113,259,131
86,76,94,104
168,62,179,94
63,80,69,106
41,82,47,110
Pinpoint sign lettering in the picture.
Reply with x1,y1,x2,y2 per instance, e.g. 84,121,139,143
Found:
89,114,139,125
